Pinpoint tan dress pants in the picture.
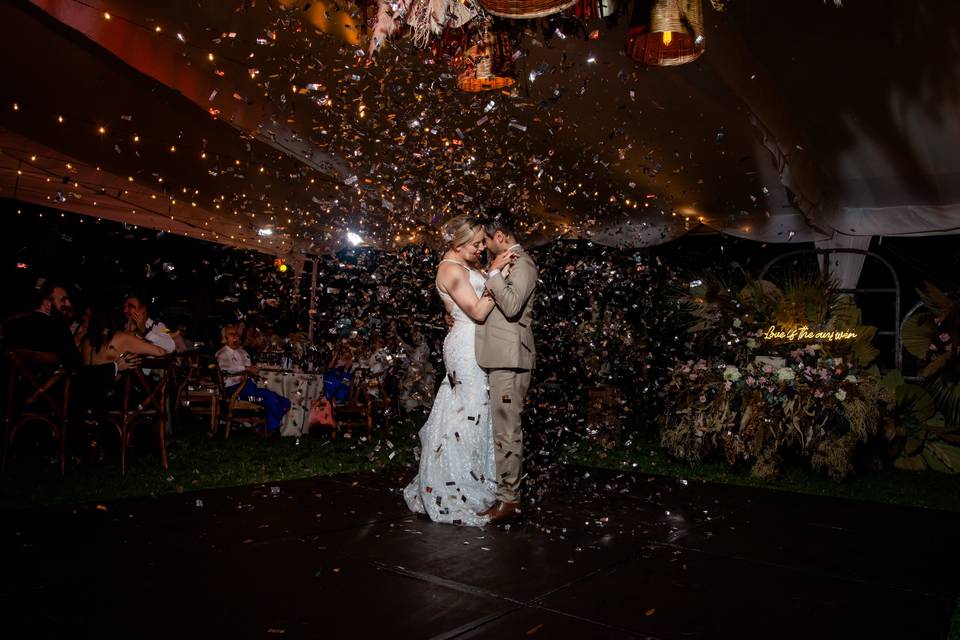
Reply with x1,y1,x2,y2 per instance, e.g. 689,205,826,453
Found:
488,368,532,503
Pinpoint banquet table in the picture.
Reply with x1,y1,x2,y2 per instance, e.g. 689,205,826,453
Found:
259,368,324,437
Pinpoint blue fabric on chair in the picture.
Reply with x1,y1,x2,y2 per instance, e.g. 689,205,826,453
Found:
323,367,352,402
225,379,291,434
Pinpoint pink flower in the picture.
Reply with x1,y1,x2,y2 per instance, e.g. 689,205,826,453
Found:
724,381,733,391
699,394,707,404
940,333,951,343
746,376,756,386
763,365,774,374
814,389,824,398
930,343,939,352
758,377,767,385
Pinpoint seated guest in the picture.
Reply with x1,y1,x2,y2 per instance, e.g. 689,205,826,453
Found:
123,294,176,354
4,285,136,452
216,324,290,435
3,280,82,369
80,307,168,366
77,306,169,413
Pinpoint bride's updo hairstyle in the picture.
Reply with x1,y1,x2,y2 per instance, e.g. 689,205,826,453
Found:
441,215,483,249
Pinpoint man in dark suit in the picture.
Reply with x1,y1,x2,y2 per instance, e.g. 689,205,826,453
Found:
3,280,81,369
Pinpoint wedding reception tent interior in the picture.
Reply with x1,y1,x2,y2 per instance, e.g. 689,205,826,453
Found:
2,0,958,276
2,1,960,638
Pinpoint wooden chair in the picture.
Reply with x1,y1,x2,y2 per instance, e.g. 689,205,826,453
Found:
365,375,394,431
213,368,267,439
2,349,71,475
331,371,372,439
104,356,171,475
174,352,220,435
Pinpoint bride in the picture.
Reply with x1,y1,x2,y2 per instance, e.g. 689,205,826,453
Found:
403,215,516,526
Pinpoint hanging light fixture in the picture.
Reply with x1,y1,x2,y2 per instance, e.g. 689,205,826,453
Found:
627,0,705,66
480,0,576,19
456,27,516,93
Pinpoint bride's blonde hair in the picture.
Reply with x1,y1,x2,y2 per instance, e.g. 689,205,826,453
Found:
441,215,483,249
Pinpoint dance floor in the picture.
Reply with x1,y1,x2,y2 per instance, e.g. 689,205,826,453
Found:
2,466,958,639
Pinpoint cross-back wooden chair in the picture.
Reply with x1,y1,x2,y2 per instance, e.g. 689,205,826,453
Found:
365,374,394,430
104,356,171,475
331,370,373,439
174,352,220,435
212,367,267,439
2,349,71,475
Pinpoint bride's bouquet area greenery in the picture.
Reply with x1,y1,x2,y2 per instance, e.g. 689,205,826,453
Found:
660,272,891,480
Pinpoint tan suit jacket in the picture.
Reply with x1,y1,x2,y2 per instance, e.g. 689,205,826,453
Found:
476,251,537,370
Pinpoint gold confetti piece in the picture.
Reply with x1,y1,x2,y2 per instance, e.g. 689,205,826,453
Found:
526,624,544,635
645,608,656,616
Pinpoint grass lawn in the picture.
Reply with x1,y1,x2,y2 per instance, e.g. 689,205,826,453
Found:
0,418,420,511
3,419,959,514
565,434,960,513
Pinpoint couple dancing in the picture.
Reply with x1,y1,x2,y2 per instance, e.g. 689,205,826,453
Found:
403,213,537,526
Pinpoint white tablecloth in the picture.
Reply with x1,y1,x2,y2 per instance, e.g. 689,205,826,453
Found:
259,369,324,437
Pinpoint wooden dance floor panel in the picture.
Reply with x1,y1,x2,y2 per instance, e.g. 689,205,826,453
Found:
2,468,958,639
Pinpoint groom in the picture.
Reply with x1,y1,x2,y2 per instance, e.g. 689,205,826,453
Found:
476,211,537,523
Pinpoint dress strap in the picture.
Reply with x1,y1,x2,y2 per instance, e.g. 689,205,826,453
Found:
439,259,470,271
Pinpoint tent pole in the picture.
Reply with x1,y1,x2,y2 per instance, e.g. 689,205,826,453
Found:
308,257,318,342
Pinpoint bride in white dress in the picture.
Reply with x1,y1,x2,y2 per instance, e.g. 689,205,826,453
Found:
403,215,517,527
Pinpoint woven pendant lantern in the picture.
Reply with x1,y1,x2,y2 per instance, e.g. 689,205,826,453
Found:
457,29,516,93
627,0,705,66
481,0,577,20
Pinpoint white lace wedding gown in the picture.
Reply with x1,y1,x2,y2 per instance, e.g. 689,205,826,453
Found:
403,263,497,526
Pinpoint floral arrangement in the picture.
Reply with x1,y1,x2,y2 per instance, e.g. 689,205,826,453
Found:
661,271,890,480
894,283,960,473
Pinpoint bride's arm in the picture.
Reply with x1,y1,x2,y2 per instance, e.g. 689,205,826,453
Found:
438,266,496,323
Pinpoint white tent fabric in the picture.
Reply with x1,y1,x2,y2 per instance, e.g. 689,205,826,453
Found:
815,235,872,290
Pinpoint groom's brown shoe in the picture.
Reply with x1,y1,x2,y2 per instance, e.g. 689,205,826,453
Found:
484,501,520,523
477,503,498,518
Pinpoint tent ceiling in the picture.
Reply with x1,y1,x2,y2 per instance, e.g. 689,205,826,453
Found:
1,0,958,255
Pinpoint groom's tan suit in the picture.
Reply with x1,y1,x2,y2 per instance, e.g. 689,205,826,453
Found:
476,248,537,503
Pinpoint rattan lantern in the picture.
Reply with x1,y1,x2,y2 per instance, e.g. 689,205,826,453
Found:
627,0,705,66
457,30,516,93
481,0,577,19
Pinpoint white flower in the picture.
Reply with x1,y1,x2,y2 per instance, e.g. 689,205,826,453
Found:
835,389,847,401
776,367,795,382
843,375,858,383
746,339,758,349
733,318,742,328
723,366,742,382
